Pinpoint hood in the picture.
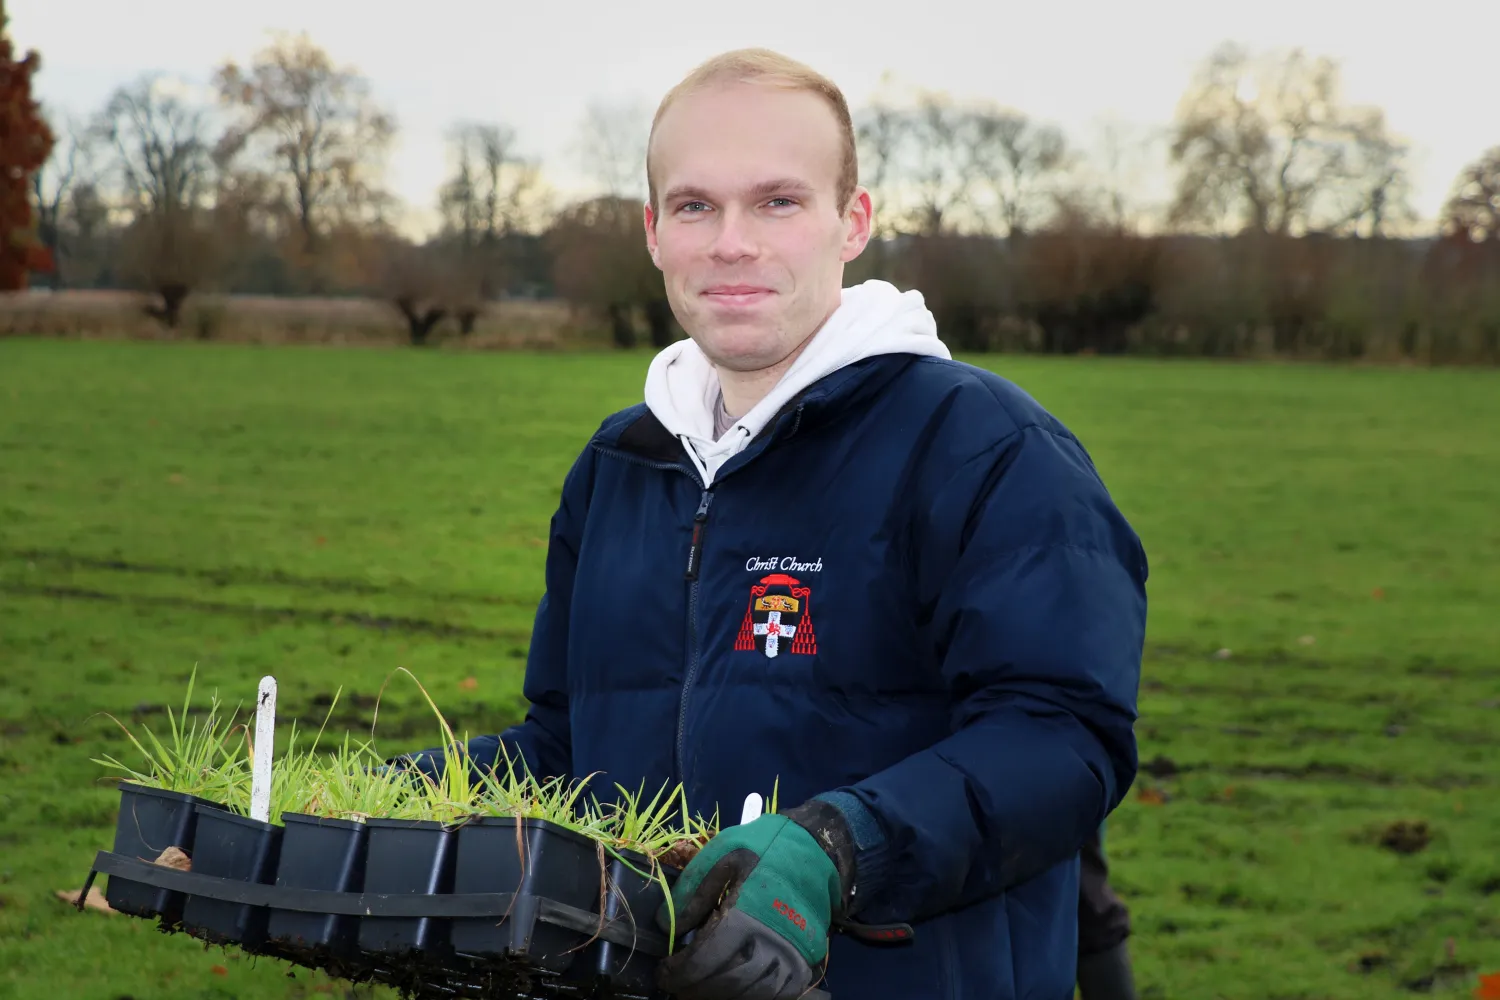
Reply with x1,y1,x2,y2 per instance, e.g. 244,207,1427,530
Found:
643,279,952,485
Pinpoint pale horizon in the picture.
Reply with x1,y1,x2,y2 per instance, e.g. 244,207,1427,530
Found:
11,0,1494,240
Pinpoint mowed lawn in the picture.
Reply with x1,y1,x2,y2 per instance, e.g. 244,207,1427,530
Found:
1,337,1498,1000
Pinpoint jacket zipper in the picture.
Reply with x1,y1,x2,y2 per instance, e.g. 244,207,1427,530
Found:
590,443,716,787
591,418,797,788
684,489,713,580
676,488,715,782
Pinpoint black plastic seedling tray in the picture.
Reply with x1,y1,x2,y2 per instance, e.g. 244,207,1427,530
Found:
77,848,835,999
79,786,837,999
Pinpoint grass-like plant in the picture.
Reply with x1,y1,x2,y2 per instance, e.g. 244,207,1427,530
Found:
471,745,604,834
599,779,682,857
90,665,248,804
303,734,412,822
371,667,487,824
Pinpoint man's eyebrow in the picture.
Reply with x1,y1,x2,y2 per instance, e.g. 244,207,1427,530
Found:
746,177,816,199
662,178,817,204
663,184,713,205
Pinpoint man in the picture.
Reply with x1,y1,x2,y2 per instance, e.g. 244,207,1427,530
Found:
403,48,1147,1000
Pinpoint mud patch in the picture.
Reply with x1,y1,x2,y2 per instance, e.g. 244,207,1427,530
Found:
1142,754,1180,778
1,546,538,608
1379,820,1433,855
0,583,525,641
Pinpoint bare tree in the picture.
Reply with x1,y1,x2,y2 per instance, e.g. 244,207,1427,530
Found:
1167,42,1414,236
854,89,977,236
965,107,1068,237
29,105,96,287
374,238,453,346
117,210,221,329
94,76,219,326
213,32,396,252
853,86,908,240
435,121,552,331
1441,146,1500,243
905,92,978,235
1065,115,1166,234
546,195,668,347
95,76,213,219
440,122,550,245
854,87,1067,238
572,99,650,200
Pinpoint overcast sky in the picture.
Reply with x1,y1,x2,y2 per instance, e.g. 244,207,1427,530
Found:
11,0,1494,236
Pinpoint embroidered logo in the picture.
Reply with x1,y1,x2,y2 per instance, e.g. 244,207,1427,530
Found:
734,573,817,658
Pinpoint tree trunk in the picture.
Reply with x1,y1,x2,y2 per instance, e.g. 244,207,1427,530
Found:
608,302,636,349
645,298,675,347
143,283,190,329
396,296,446,346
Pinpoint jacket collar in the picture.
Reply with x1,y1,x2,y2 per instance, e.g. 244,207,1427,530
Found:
609,354,922,475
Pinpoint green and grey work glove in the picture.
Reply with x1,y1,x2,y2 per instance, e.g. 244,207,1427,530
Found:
655,799,857,1000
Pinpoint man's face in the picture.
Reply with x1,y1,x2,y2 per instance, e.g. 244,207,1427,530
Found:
645,81,872,374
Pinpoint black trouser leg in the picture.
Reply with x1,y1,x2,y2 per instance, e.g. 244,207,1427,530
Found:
1077,827,1137,1000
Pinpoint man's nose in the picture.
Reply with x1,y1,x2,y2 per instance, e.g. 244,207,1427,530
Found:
708,207,759,263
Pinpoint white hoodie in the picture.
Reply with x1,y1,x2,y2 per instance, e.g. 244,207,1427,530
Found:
643,279,953,486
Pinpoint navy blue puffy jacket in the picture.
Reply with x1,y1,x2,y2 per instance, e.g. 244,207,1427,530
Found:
410,353,1147,1000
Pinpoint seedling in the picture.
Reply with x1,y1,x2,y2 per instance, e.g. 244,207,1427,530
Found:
90,665,248,804
599,779,682,857
306,734,410,822
371,667,487,823
473,751,603,834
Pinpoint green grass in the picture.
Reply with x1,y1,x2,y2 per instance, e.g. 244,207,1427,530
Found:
1,338,1498,999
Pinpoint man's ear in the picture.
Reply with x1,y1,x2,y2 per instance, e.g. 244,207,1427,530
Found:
840,187,874,263
644,202,662,270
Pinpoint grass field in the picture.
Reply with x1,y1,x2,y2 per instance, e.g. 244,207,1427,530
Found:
1,337,1498,1000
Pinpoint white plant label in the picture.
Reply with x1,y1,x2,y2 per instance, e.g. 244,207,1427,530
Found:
250,675,276,823
740,792,763,826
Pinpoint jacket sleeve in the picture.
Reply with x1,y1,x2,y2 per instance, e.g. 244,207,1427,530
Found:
398,446,594,787
820,421,1147,925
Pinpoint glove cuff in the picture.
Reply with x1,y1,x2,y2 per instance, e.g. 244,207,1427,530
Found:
784,793,890,919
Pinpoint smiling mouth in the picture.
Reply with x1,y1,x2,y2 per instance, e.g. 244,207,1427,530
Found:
702,287,775,306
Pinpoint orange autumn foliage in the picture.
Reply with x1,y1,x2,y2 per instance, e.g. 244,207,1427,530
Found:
0,0,54,291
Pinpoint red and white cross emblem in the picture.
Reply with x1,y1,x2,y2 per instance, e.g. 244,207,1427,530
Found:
751,611,796,658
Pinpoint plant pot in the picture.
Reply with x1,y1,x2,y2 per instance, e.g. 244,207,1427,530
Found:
265,813,369,971
180,805,283,950
104,781,221,924
565,849,680,997
357,817,457,960
448,816,607,975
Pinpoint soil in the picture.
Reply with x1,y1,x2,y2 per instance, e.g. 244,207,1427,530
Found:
656,840,702,870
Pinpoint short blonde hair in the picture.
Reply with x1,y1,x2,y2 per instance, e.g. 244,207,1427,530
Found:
646,48,859,218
